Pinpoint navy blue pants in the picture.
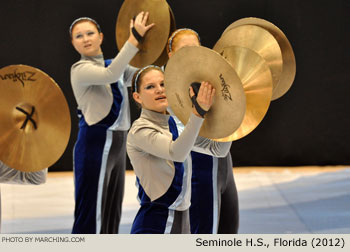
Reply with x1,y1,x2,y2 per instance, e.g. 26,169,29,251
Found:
72,124,126,234
190,152,239,233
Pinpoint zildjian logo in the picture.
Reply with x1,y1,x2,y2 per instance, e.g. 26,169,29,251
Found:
0,69,36,87
219,51,233,101
219,73,232,101
175,93,184,108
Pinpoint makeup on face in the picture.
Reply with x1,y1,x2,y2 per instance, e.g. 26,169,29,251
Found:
71,21,103,57
135,70,168,114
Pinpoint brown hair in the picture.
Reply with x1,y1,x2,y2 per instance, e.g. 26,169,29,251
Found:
69,17,101,38
166,28,201,54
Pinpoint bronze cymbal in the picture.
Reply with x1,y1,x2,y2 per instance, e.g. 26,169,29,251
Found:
153,5,176,67
0,65,71,172
164,46,246,139
214,46,273,142
222,17,296,100
213,24,283,100
116,0,171,68
169,5,176,32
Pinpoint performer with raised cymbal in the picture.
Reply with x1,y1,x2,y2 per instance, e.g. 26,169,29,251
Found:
127,65,233,233
166,28,240,234
69,11,154,234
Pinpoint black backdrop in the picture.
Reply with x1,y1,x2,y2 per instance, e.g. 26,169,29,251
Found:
1,0,350,171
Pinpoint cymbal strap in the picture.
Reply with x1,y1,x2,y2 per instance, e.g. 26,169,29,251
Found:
190,82,206,118
115,0,171,67
190,82,201,96
131,27,143,43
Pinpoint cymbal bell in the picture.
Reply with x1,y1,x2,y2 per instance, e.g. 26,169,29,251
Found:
222,17,296,100
213,24,283,100
214,46,273,141
0,65,71,172
164,46,246,139
116,0,171,68
153,5,176,67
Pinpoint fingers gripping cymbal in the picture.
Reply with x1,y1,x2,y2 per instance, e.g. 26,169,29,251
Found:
116,0,171,68
164,46,246,139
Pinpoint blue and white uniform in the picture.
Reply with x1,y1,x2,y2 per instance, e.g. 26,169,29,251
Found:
170,112,239,234
131,116,187,233
70,42,138,234
127,109,231,233
190,152,239,233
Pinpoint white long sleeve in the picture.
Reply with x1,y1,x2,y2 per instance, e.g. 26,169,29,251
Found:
0,161,47,185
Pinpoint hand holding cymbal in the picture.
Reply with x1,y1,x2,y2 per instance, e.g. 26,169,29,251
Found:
164,46,246,139
190,82,216,118
116,0,171,67
129,11,155,44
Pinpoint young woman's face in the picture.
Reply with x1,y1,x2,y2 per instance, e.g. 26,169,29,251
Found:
133,70,168,114
71,21,103,57
169,34,200,57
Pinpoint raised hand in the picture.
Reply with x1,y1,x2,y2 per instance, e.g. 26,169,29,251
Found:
190,81,215,117
128,11,155,46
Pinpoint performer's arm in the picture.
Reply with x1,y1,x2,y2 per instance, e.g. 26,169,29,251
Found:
71,11,154,87
71,41,139,86
129,113,204,162
123,65,139,87
0,161,47,185
192,137,231,157
170,112,231,157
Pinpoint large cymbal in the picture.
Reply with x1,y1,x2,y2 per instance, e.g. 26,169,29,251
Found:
116,0,171,68
153,5,176,67
222,17,296,100
214,46,273,142
164,46,246,139
0,65,71,172
213,24,283,100
169,5,176,31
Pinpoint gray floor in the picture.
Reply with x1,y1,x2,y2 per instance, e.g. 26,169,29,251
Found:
1,167,349,234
